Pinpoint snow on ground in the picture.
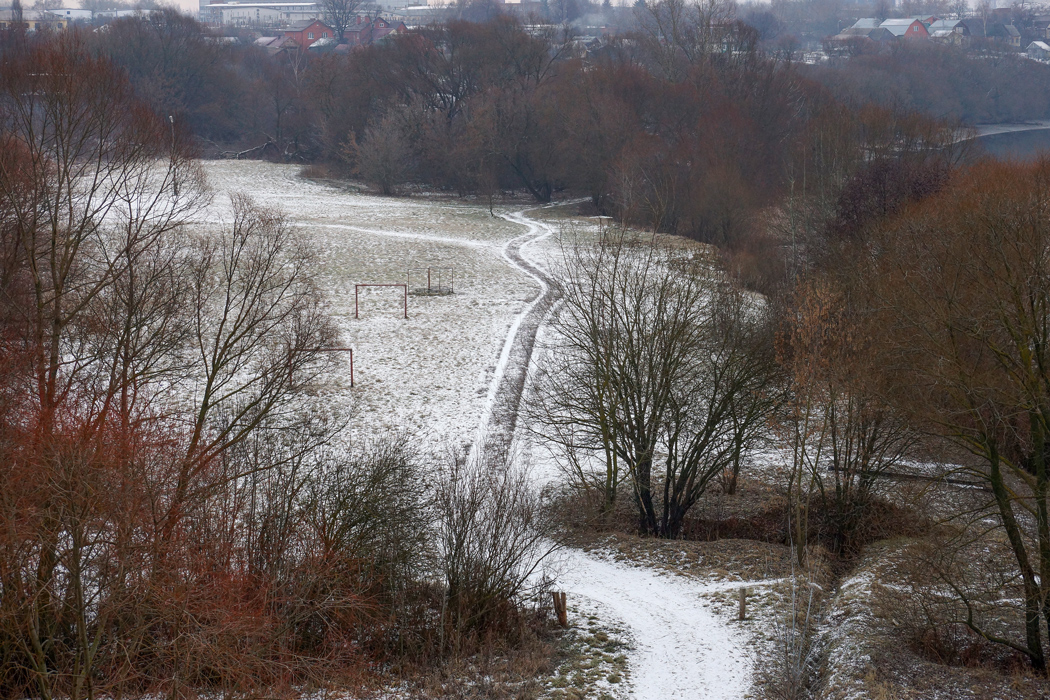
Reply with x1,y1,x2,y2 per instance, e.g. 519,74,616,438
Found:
555,551,778,700
198,161,534,445
199,161,767,699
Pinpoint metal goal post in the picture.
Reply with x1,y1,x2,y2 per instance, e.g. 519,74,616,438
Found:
407,266,454,296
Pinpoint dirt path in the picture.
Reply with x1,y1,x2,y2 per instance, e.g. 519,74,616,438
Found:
488,206,767,700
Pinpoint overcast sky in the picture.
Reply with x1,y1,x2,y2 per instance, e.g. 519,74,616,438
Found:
172,0,200,16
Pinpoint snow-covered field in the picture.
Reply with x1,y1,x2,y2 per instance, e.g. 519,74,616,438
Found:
199,161,765,699
199,161,536,446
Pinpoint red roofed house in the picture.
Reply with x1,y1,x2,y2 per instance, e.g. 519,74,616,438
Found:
343,15,407,47
369,17,406,43
879,18,929,39
283,19,333,49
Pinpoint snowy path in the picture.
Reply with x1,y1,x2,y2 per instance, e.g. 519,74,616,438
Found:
489,205,763,700
560,555,774,700
473,208,562,449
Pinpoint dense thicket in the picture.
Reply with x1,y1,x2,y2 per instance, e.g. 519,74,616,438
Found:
808,42,1050,124
870,159,1050,671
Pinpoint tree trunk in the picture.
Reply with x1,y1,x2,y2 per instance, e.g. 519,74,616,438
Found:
633,456,658,535
989,443,1046,670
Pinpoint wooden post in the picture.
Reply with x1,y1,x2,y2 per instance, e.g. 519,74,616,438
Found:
552,591,568,628
738,587,748,621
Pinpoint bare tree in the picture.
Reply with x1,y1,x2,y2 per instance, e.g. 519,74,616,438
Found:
343,109,415,195
321,0,362,42
777,277,917,565
159,193,338,542
636,0,739,81
533,227,778,537
876,158,1050,672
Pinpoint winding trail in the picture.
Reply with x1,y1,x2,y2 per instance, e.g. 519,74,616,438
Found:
472,207,563,450
485,204,771,700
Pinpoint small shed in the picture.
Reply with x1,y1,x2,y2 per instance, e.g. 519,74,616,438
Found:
1028,40,1050,60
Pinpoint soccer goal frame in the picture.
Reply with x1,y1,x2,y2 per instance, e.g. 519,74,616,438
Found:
408,266,454,296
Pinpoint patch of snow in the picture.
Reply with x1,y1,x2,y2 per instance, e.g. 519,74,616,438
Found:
552,550,774,700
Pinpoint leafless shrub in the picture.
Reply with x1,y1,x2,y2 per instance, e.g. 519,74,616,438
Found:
872,534,1033,671
342,109,415,196
302,433,436,657
435,442,560,652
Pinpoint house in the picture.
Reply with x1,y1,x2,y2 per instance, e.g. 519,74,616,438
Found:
307,35,336,51
283,19,332,48
1028,40,1050,59
960,18,986,37
0,9,68,31
254,34,300,54
931,29,965,45
343,15,407,47
867,26,895,42
879,18,930,39
846,17,881,33
827,18,887,41
0,8,68,29
928,19,969,45
826,25,892,47
987,22,1021,47
825,17,928,51
1031,15,1050,40
927,18,968,35
369,16,405,43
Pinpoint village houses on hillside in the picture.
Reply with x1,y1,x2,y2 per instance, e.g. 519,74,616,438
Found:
825,13,1031,54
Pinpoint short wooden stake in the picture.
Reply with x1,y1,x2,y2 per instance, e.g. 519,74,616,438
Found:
552,591,568,628
738,587,748,621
